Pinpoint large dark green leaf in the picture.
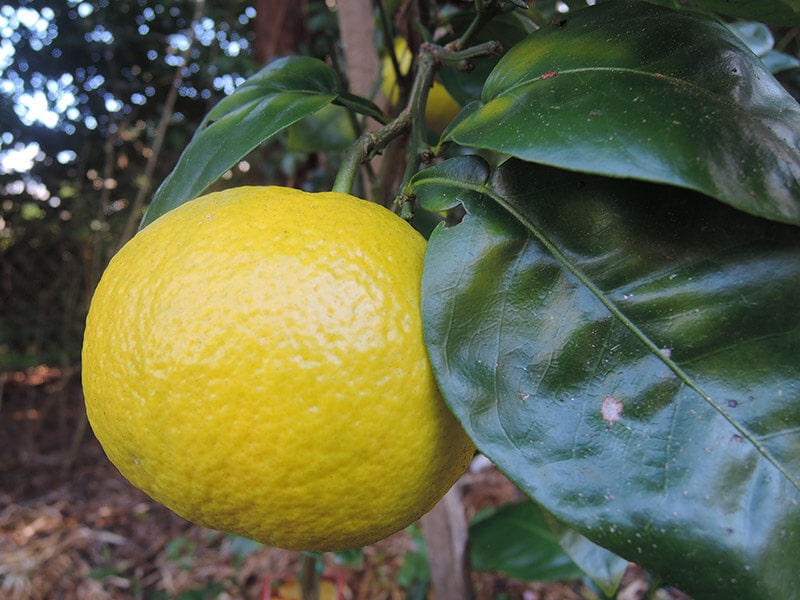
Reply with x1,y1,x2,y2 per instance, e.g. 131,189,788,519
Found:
141,57,339,228
645,0,800,25
415,157,800,599
332,91,387,124
446,0,800,225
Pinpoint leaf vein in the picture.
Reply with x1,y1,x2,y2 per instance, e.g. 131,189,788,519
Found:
484,187,800,494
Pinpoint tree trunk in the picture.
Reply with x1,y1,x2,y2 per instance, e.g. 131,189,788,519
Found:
420,482,474,600
254,0,308,64
337,0,389,199
337,0,381,98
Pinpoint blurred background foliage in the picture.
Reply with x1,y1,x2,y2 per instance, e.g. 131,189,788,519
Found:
0,0,343,369
1,0,799,370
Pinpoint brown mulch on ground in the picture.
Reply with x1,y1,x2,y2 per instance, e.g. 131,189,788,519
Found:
1,366,686,600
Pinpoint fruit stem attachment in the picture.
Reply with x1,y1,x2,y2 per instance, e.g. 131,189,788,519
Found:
332,39,441,197
397,41,501,195
299,553,321,600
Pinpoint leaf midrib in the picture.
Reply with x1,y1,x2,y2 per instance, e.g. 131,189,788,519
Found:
489,185,800,493
486,66,798,151
419,174,800,493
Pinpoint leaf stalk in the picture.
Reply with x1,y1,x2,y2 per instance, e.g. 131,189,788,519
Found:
458,0,503,48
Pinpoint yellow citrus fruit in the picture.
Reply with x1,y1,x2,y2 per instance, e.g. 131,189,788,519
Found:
381,37,461,133
82,186,474,552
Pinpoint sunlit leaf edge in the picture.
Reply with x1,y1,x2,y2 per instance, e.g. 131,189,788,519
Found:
445,0,800,225
141,57,342,228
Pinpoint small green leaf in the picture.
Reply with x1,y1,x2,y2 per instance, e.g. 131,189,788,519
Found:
726,22,775,57
405,155,492,212
141,57,339,228
225,534,263,561
332,547,364,569
470,501,584,582
447,0,800,224
422,158,800,599
396,526,431,593
21,202,44,221
763,50,800,74
332,92,387,123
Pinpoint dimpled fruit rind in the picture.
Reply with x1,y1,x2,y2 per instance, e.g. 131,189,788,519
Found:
81,186,475,552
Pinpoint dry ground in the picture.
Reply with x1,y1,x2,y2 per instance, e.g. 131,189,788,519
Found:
1,366,688,600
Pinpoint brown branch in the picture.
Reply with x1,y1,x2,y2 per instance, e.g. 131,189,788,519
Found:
337,0,386,199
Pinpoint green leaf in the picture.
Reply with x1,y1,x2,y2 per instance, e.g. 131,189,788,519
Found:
332,91,387,123
420,158,800,599
287,104,356,153
645,0,800,25
405,155,492,212
396,525,431,594
544,515,629,596
470,501,584,582
141,57,339,228
225,534,263,562
446,0,800,225
763,50,800,74
726,22,775,57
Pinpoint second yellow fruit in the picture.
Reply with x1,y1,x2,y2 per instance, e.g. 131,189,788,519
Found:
82,186,475,552
382,37,461,133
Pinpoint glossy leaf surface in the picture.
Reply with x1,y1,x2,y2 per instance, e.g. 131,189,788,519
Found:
645,0,800,25
446,0,800,225
416,157,800,599
726,22,776,57
332,91,386,123
470,501,584,582
141,57,339,228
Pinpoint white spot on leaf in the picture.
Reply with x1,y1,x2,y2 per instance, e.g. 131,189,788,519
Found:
601,395,623,424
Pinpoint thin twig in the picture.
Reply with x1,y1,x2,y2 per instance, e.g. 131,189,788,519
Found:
332,38,501,198
116,0,206,247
